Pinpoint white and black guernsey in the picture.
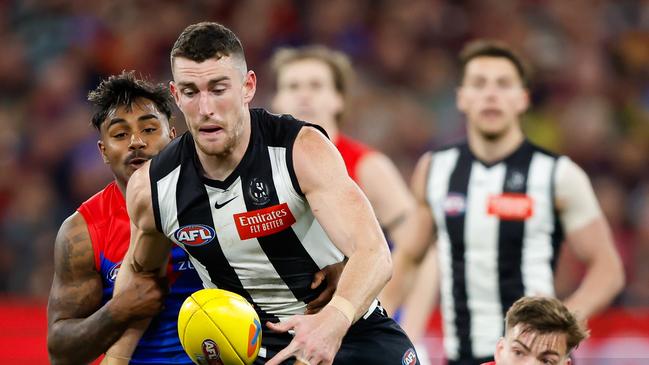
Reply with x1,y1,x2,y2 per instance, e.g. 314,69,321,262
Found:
149,109,346,325
426,140,565,362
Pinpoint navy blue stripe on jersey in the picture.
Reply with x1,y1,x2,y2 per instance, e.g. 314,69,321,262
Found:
445,145,474,360
549,158,564,270
241,126,323,304
174,157,277,323
497,142,534,319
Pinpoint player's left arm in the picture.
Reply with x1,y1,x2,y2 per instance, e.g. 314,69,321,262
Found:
303,152,416,315
556,157,625,320
266,127,392,365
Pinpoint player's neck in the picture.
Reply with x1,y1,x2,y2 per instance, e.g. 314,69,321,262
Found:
197,113,252,181
115,178,127,197
468,126,525,164
317,119,339,142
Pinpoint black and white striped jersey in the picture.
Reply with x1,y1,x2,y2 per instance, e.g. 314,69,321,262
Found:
149,109,345,324
426,140,565,361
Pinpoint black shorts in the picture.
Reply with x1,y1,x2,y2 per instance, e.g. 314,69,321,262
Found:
447,357,493,365
256,307,419,365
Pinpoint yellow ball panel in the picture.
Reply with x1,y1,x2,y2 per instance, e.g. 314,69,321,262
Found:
181,308,244,365
177,295,200,341
201,297,261,363
178,289,262,365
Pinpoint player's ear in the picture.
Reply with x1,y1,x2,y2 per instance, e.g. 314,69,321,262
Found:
242,70,257,104
494,337,505,362
516,87,530,114
169,81,181,106
97,140,109,164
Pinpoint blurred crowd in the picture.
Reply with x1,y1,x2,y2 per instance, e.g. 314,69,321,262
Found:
0,0,647,308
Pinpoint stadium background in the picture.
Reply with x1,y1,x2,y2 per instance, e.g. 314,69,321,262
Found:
0,0,647,363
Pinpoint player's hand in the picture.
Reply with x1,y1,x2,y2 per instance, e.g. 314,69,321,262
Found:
265,306,351,365
108,272,168,323
306,261,346,314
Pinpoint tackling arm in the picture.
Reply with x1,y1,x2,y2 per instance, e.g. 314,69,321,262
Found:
103,163,172,362
47,213,131,365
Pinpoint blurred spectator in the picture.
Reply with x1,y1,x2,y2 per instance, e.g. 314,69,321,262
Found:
0,0,647,307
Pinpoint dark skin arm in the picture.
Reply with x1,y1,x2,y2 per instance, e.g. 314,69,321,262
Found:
47,212,165,365
306,260,346,314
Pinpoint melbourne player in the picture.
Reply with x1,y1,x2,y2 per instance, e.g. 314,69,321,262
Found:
47,71,200,364
270,45,416,251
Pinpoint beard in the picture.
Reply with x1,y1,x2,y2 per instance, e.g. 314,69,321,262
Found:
194,119,244,158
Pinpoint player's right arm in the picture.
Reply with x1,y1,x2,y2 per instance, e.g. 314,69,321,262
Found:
105,162,173,362
380,152,437,315
47,212,164,364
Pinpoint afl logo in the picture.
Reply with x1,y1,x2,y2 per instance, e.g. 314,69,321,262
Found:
201,339,223,364
248,178,270,205
444,193,466,217
107,262,122,283
402,348,417,365
174,224,215,246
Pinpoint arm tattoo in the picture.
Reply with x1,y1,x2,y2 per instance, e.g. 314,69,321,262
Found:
47,214,129,365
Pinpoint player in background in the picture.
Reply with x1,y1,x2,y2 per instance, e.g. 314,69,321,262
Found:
381,39,624,364
483,296,589,365
270,45,435,362
270,45,417,258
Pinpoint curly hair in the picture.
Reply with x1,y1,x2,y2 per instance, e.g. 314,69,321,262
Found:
87,70,173,131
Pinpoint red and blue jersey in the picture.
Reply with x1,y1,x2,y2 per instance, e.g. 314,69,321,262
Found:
78,181,202,364
333,133,375,185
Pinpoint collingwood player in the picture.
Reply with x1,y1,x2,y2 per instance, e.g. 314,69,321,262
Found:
381,39,624,364
109,22,418,365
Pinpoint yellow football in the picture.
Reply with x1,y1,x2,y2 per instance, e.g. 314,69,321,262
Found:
178,288,262,365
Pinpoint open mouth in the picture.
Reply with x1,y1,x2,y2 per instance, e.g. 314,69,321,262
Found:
127,157,148,169
480,108,503,117
199,125,224,135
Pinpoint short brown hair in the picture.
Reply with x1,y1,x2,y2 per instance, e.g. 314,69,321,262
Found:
505,297,589,353
459,39,529,86
271,45,353,123
171,22,245,67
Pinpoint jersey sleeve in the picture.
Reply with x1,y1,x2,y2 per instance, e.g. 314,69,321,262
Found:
554,156,603,233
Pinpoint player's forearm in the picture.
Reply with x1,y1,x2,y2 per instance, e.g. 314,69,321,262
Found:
332,241,392,322
48,303,129,365
564,254,624,320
